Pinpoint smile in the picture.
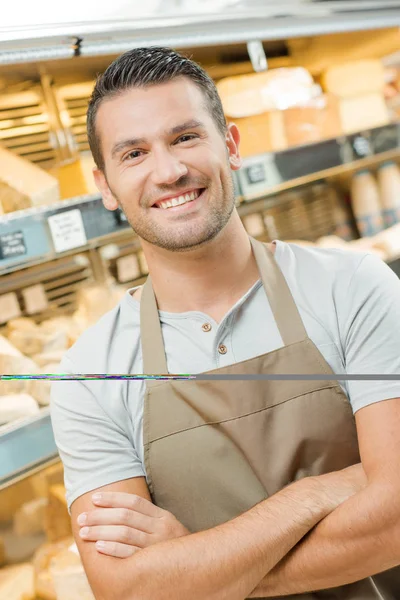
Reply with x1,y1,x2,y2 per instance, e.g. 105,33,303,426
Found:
154,189,202,210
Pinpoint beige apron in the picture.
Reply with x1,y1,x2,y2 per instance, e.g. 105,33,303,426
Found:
141,237,399,599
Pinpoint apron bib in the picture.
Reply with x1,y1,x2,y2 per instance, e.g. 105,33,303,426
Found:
140,237,399,599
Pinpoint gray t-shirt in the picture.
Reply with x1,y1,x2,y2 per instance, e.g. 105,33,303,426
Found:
50,240,400,510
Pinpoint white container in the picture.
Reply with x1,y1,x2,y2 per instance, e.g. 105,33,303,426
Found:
377,161,400,228
350,170,384,238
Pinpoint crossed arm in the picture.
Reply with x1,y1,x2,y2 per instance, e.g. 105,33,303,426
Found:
72,398,400,600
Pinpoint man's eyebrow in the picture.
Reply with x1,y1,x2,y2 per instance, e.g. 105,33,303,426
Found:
111,137,146,159
111,120,205,159
168,120,205,135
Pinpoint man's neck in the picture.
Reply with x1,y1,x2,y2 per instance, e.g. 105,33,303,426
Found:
135,213,274,322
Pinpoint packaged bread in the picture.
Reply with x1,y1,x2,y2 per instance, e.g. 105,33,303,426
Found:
0,145,59,213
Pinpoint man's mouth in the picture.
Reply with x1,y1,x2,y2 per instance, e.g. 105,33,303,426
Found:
153,189,203,210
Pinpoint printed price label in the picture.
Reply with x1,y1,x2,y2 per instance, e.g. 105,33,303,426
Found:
245,163,267,185
351,135,372,159
48,209,87,253
238,155,282,201
0,230,27,260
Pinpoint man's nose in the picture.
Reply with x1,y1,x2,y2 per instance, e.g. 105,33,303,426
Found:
151,150,188,186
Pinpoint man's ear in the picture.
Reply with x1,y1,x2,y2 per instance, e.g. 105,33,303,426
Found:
226,122,242,171
93,168,119,211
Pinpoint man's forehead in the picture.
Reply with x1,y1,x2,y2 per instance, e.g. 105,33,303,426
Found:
97,81,211,146
99,78,207,119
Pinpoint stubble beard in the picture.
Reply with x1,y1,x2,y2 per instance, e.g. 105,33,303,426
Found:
116,174,236,252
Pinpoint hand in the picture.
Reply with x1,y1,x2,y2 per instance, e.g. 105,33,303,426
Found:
316,463,368,511
77,492,190,558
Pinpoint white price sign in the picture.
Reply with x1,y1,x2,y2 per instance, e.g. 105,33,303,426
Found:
48,209,87,253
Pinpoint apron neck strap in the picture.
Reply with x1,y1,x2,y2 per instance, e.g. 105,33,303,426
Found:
140,275,168,374
140,237,308,374
249,237,307,345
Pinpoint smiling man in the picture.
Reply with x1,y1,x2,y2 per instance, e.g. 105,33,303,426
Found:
51,47,400,600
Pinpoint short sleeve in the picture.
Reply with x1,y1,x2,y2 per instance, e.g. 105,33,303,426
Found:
50,356,145,511
341,254,400,413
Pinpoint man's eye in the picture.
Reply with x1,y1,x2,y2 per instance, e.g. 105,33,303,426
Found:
123,150,142,161
177,134,197,143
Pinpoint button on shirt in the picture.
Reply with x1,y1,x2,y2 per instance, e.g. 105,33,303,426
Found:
51,240,400,511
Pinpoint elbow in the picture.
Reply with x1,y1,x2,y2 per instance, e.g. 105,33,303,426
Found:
87,566,148,600
95,565,151,600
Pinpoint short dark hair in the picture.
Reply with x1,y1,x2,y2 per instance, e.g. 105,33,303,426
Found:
87,46,227,170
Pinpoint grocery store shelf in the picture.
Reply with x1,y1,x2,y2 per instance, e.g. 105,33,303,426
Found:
1,123,399,275
1,4,400,63
0,194,131,275
0,409,59,490
237,123,400,203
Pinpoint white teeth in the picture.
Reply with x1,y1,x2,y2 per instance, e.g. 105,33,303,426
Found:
157,189,201,210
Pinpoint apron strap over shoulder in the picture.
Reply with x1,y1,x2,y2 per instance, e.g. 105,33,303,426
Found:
140,275,169,375
249,237,308,346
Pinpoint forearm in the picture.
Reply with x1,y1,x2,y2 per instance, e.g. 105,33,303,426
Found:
118,477,334,600
250,480,400,597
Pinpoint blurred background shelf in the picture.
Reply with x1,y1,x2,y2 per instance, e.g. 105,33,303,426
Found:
0,410,58,491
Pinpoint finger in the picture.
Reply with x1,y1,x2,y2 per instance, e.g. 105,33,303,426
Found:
79,508,155,534
95,541,139,559
92,492,163,518
79,525,149,547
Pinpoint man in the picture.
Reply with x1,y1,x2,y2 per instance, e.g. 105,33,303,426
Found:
51,47,400,600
